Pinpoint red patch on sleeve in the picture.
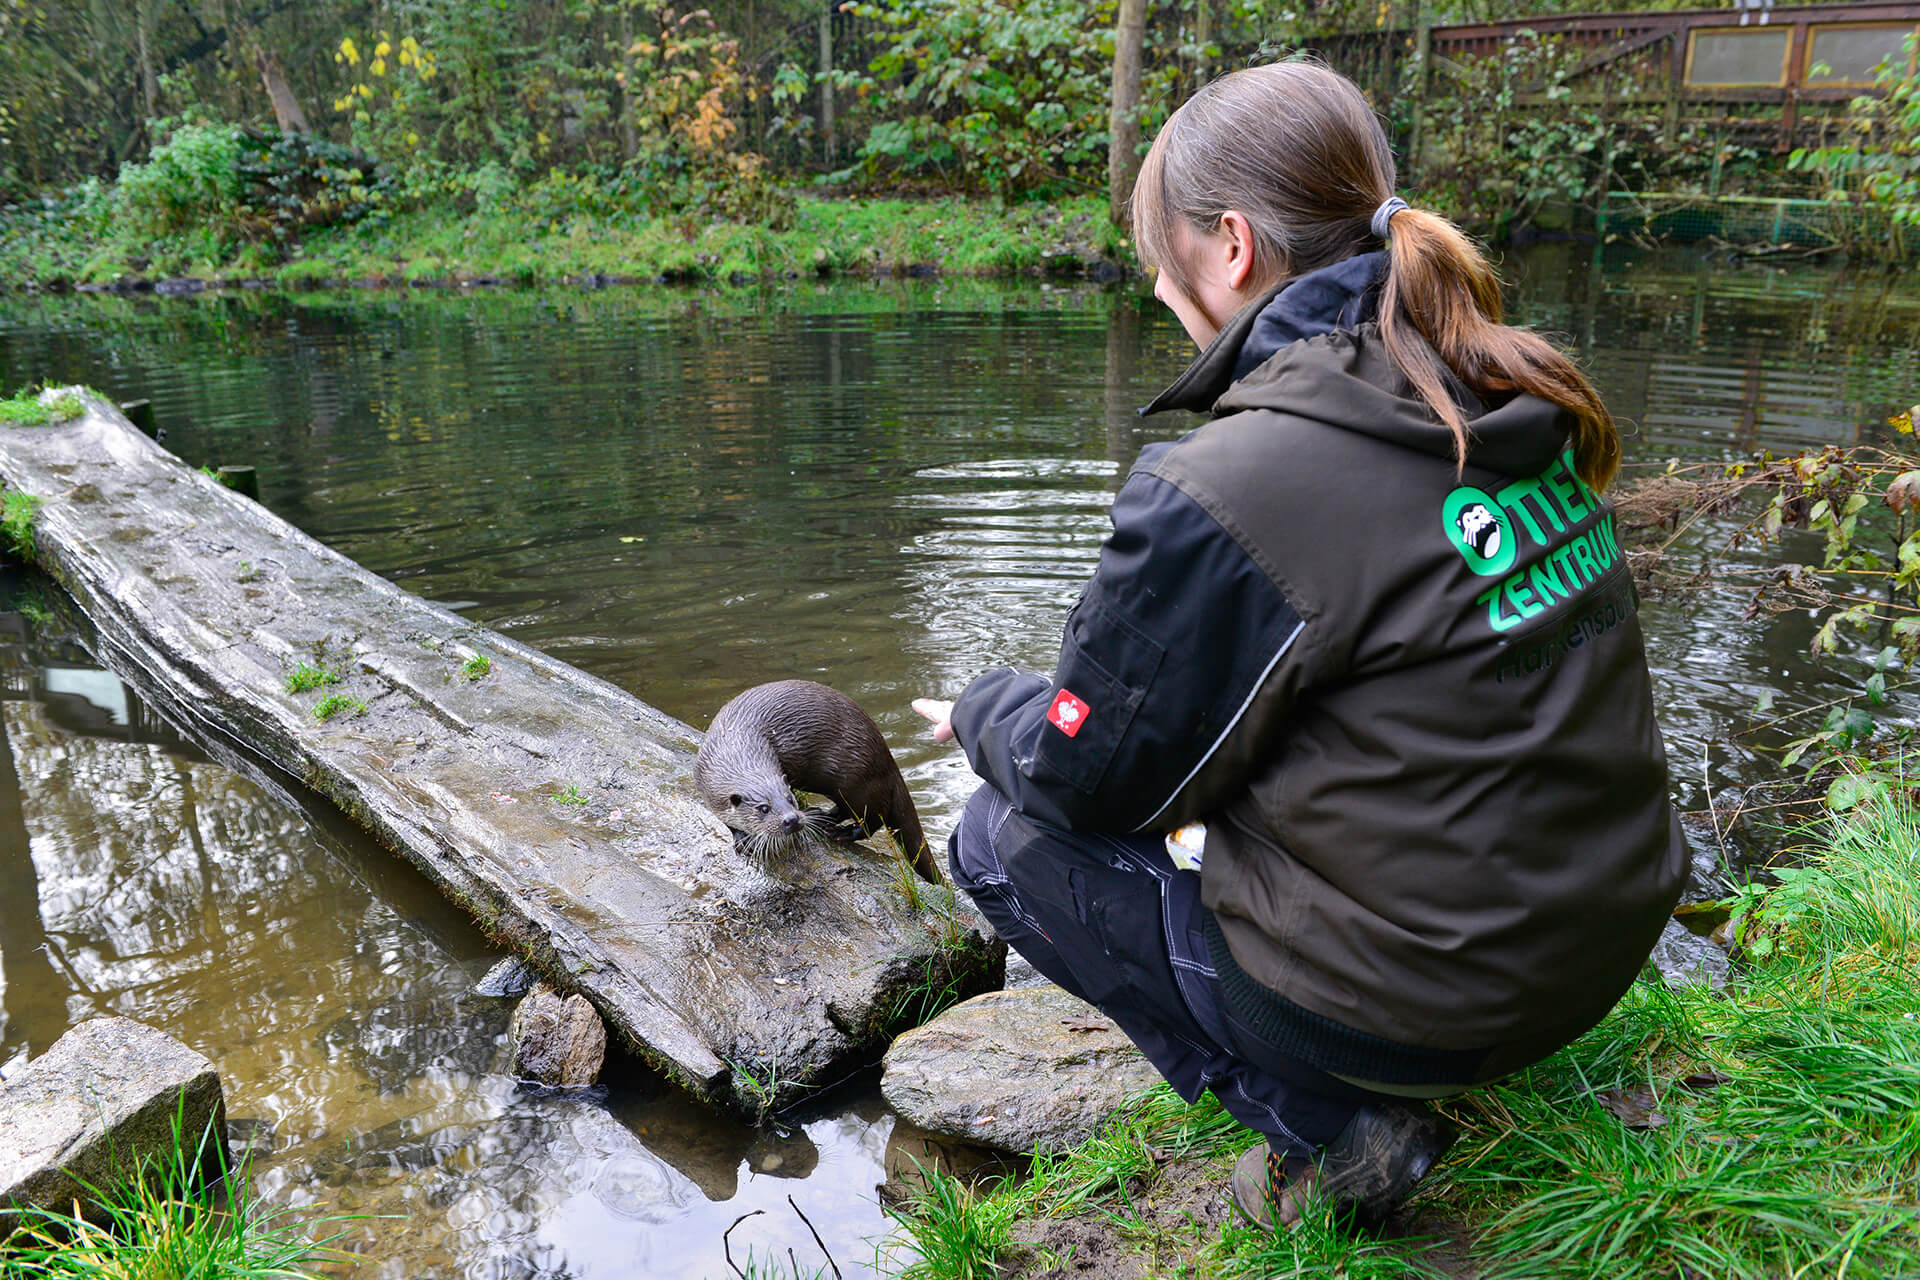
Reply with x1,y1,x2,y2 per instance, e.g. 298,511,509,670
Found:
1047,689,1090,738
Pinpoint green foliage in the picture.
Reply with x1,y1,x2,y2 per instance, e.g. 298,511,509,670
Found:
1419,31,1610,236
0,1107,351,1279
285,662,342,694
1,490,43,561
460,653,491,681
554,783,587,806
831,0,1111,197
1789,32,1920,259
311,693,367,721
116,121,390,255
117,121,251,238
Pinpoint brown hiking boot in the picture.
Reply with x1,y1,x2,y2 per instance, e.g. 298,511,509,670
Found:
1232,1103,1456,1233
1230,1145,1314,1231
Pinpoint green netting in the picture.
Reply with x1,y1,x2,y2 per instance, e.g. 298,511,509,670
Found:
1602,191,1910,254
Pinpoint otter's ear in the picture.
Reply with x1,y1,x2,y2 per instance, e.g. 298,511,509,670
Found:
728,793,744,808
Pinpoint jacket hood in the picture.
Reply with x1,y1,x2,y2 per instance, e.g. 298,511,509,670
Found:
1140,251,1573,481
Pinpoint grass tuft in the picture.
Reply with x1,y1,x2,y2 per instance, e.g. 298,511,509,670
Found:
310,693,367,722
0,1105,355,1279
0,389,82,427
2,490,43,561
460,653,491,682
284,662,340,694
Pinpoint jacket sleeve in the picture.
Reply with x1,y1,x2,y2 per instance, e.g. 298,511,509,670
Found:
950,466,1310,833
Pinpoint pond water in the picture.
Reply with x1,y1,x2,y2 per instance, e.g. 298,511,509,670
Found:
2,243,1917,1278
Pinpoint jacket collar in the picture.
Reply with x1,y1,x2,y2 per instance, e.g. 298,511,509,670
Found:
1140,251,1388,417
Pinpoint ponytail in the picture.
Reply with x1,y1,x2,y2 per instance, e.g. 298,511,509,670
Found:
1377,207,1620,492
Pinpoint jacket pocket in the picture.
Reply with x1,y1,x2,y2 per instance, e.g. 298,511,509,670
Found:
1034,596,1165,795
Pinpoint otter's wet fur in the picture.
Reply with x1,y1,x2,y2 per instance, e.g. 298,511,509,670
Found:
693,679,943,886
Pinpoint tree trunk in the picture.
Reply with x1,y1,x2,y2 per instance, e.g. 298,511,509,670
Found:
1109,0,1148,229
135,0,159,122
253,45,310,134
617,4,637,161
817,3,836,165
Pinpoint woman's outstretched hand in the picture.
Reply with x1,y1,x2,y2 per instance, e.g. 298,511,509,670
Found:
912,698,955,744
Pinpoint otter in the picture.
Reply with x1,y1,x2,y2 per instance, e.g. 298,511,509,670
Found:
693,680,944,886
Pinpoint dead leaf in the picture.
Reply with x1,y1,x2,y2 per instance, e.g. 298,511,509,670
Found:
1060,1014,1111,1033
1680,1070,1730,1091
1595,1086,1667,1129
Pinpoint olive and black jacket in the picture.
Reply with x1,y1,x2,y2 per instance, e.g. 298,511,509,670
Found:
951,252,1689,1089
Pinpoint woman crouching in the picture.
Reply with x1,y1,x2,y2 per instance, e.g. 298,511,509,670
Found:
914,60,1686,1230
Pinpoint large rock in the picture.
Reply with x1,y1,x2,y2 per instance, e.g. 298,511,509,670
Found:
0,1017,227,1230
881,985,1162,1154
511,981,608,1086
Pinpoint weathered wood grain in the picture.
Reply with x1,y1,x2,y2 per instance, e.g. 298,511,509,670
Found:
0,390,1001,1116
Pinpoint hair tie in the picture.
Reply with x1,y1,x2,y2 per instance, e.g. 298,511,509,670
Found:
1371,195,1410,240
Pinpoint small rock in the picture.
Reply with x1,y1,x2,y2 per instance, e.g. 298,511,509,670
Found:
227,1116,276,1162
509,981,607,1087
475,956,539,998
1650,917,1730,991
0,1017,227,1231
881,984,1161,1154
1003,951,1049,989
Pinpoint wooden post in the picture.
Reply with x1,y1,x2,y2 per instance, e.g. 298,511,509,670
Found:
216,466,259,500
818,3,836,165
120,400,155,439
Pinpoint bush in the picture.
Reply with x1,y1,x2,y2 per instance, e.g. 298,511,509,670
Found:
117,120,389,252
831,0,1112,198
117,121,251,237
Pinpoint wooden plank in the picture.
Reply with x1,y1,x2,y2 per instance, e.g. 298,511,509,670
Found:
0,390,1003,1118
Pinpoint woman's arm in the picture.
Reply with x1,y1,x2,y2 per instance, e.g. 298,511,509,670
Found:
939,466,1314,833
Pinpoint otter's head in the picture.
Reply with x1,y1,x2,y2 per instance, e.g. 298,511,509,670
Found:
717,785,808,862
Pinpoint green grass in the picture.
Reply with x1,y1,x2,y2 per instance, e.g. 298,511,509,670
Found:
310,693,367,721
554,783,587,806
460,653,491,682
284,662,340,694
0,390,82,426
0,190,1129,290
1,491,43,561
0,1108,352,1279
879,790,1920,1279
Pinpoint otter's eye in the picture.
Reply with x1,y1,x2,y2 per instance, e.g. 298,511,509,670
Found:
756,802,771,815
728,794,744,808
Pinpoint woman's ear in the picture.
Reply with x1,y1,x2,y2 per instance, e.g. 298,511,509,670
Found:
1216,210,1259,291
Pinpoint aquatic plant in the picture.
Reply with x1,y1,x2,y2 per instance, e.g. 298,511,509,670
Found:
460,653,491,682
1,490,44,562
0,390,82,427
729,1048,787,1126
553,783,587,807
0,1104,354,1280
284,662,341,694
310,693,367,721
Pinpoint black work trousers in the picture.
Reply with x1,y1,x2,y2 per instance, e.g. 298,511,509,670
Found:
949,784,1389,1156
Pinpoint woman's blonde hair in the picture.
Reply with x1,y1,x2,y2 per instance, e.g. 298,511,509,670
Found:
1133,60,1619,492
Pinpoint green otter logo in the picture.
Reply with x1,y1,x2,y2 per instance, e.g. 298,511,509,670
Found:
1443,486,1515,576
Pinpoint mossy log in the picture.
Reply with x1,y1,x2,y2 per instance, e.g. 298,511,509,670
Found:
0,390,1002,1117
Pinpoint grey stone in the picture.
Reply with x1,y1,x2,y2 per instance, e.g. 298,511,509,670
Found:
475,956,539,998
1650,918,1731,991
511,981,608,1086
881,984,1162,1155
0,1017,226,1229
1003,951,1049,990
